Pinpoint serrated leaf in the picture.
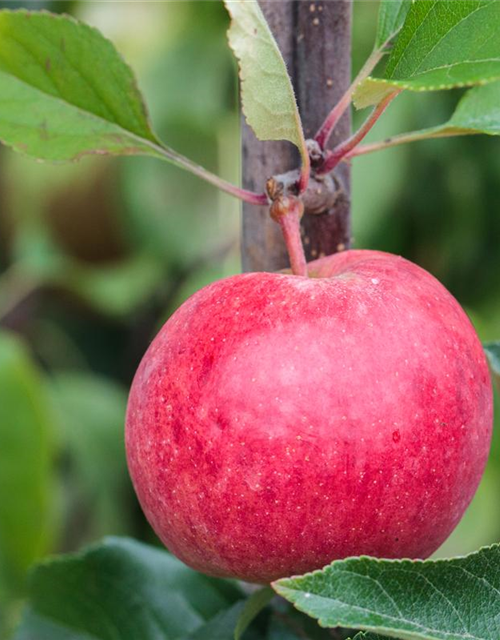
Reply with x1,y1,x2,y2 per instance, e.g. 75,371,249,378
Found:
0,331,54,597
447,81,500,134
0,9,263,199
273,544,500,640
376,0,413,48
234,587,274,640
14,537,244,640
355,1,500,108
224,0,308,163
406,79,500,139
365,80,500,151
0,9,166,161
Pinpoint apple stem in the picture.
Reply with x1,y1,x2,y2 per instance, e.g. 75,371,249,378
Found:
269,192,308,278
314,48,385,150
278,210,308,278
317,90,401,175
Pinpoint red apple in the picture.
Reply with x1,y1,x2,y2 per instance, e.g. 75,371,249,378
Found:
125,250,493,583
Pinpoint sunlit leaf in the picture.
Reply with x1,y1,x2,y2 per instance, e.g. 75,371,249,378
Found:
224,0,308,164
360,81,500,152
376,0,413,48
0,9,238,198
0,9,162,160
355,1,500,108
274,544,500,640
447,82,500,135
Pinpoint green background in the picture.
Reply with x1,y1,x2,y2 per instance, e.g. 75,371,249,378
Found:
0,1,498,636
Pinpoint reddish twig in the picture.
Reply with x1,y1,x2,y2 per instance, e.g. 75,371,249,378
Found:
297,153,311,196
314,48,385,150
228,187,269,206
317,90,401,175
345,128,472,159
143,138,269,206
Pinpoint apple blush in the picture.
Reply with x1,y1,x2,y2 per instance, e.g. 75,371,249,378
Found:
125,250,493,583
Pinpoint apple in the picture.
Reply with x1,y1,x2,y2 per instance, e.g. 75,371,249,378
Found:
125,249,493,583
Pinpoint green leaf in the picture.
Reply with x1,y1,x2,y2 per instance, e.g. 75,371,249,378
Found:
273,544,500,640
484,342,500,373
57,253,165,318
0,9,165,161
184,602,246,640
0,331,54,597
355,1,500,108
266,606,335,640
446,80,500,134
484,342,500,390
16,605,250,640
0,9,260,200
14,610,91,640
399,78,500,141
376,0,413,48
14,537,244,640
266,618,303,640
234,587,274,640
224,0,308,163
347,635,388,640
360,80,500,152
49,373,132,541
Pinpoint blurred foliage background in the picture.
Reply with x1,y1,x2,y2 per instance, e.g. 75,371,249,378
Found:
0,1,498,637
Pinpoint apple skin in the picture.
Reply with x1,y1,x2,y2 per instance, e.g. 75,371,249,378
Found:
126,250,493,583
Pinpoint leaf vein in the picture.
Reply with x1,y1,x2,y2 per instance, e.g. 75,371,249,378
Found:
412,2,487,76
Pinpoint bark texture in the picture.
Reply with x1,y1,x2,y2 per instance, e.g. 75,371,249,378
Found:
241,0,352,272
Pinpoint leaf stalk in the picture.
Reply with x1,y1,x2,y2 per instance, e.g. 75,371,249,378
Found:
345,128,475,158
317,90,401,175
314,48,385,150
143,138,269,206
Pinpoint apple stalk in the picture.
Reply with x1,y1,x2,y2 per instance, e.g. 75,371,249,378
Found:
269,195,308,278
